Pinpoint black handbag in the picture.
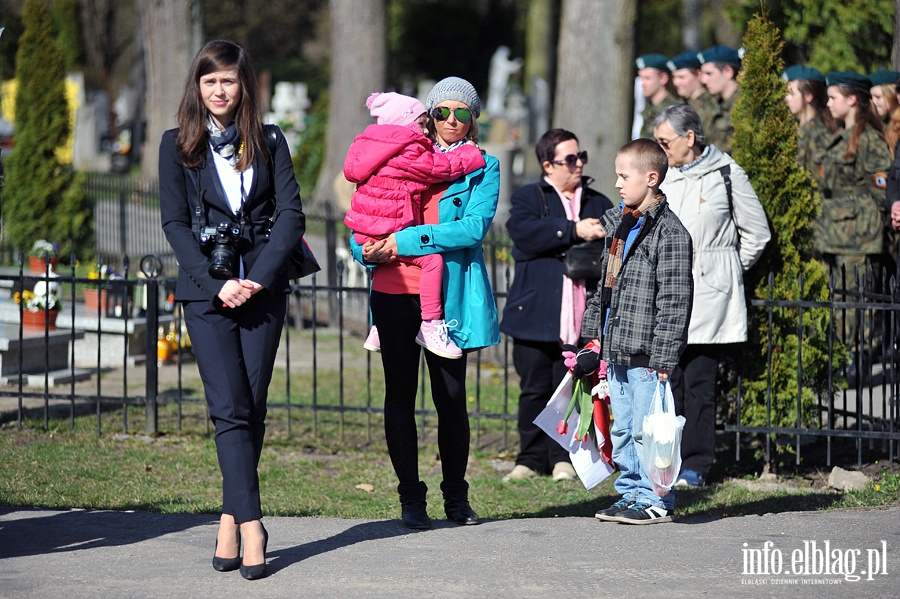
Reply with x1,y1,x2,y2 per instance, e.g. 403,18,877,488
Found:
562,241,604,279
536,185,604,280
286,237,321,279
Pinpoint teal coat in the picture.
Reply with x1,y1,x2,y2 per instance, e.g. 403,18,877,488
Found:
353,154,501,351
395,154,501,350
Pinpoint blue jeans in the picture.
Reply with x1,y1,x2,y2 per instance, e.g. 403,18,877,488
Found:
608,364,675,511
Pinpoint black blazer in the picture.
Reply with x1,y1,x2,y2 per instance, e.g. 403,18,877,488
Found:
499,177,613,343
159,126,305,302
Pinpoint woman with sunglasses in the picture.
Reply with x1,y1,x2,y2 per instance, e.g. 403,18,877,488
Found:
651,104,770,488
356,76,500,529
500,128,612,482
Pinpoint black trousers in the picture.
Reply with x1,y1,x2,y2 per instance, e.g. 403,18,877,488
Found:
370,291,470,500
183,292,286,523
512,339,570,475
670,343,727,477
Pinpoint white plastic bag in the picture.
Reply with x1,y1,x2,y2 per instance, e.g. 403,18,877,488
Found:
640,381,685,496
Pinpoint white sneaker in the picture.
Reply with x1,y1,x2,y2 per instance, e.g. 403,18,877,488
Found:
363,326,381,352
551,461,577,481
415,319,462,359
502,464,537,482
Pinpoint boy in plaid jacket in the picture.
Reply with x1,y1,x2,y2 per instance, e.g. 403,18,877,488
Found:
582,138,693,524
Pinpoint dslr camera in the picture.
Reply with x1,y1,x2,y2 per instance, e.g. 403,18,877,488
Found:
199,222,243,279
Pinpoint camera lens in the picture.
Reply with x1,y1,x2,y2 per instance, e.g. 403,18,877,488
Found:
208,245,234,279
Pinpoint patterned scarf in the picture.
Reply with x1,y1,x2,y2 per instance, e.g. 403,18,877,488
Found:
436,138,468,153
207,115,241,167
600,194,662,305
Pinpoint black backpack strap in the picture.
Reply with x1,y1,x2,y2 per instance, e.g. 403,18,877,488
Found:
718,164,734,223
262,124,280,233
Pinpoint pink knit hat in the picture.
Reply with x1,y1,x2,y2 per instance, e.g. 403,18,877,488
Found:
366,92,426,126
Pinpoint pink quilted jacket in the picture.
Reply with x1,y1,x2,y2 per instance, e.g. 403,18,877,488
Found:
343,123,485,237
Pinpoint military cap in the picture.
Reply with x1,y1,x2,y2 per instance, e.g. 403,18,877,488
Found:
636,53,670,73
782,64,826,83
868,69,900,87
698,45,741,66
667,51,702,72
826,71,873,91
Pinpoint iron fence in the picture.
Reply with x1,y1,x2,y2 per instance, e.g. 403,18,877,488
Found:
0,174,897,467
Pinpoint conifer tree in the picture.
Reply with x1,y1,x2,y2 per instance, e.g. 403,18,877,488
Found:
4,0,91,261
730,9,841,458
51,0,83,72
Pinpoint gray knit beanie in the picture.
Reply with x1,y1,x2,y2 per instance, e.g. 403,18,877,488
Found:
425,76,481,118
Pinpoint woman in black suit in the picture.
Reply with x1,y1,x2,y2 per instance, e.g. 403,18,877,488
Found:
159,40,304,580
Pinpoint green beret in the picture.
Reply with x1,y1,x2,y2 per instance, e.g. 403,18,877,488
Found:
868,69,900,87
667,51,702,72
698,45,741,66
826,71,873,91
782,64,825,83
636,53,670,73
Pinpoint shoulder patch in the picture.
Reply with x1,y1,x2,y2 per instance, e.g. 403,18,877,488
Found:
874,172,887,189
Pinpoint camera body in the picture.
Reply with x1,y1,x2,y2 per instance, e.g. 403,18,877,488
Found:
199,222,243,279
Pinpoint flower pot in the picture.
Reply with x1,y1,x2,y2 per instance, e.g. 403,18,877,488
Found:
28,256,58,274
83,288,108,314
22,309,60,330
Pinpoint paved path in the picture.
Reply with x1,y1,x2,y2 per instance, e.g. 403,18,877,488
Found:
1,505,897,598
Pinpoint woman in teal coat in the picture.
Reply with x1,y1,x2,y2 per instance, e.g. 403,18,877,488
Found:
356,77,500,530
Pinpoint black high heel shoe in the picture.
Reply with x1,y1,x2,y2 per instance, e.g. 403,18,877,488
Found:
239,524,269,580
212,534,241,572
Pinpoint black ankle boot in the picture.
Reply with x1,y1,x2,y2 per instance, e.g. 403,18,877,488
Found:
398,481,431,530
441,480,480,525
444,498,480,525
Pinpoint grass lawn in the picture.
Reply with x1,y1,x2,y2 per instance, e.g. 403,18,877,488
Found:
2,403,899,522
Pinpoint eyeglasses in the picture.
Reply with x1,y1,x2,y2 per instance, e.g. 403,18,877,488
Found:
655,131,692,150
550,151,588,168
431,106,473,123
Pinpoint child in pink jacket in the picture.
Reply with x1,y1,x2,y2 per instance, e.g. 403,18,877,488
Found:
343,92,485,358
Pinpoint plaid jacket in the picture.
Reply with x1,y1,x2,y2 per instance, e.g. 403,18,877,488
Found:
581,196,693,372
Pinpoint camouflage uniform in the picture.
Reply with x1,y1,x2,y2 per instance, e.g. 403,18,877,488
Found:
796,116,833,190
687,92,717,139
704,89,740,155
818,126,891,351
639,92,680,139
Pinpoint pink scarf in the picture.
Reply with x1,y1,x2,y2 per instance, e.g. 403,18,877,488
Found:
544,177,585,345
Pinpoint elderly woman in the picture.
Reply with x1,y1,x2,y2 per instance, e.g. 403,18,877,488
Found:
356,77,500,529
651,104,770,487
500,128,611,481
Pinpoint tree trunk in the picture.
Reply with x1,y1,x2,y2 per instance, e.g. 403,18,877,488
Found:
139,0,202,180
553,0,636,199
524,0,555,98
894,0,900,70
682,0,701,51
312,0,386,208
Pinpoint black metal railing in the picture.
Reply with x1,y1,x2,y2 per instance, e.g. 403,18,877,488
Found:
0,173,896,466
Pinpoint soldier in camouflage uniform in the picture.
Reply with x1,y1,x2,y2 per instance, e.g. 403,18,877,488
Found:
635,53,680,139
698,45,742,155
820,71,891,365
783,65,837,190
667,51,717,133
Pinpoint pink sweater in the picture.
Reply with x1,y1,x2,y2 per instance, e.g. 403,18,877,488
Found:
343,123,484,237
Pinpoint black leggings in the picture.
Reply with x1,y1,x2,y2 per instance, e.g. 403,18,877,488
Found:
370,291,470,493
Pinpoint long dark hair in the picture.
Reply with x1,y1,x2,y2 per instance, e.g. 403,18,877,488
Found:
834,85,883,161
796,79,837,133
176,40,266,170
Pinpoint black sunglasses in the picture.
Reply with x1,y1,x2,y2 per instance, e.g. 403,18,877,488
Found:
431,106,473,123
550,151,588,168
